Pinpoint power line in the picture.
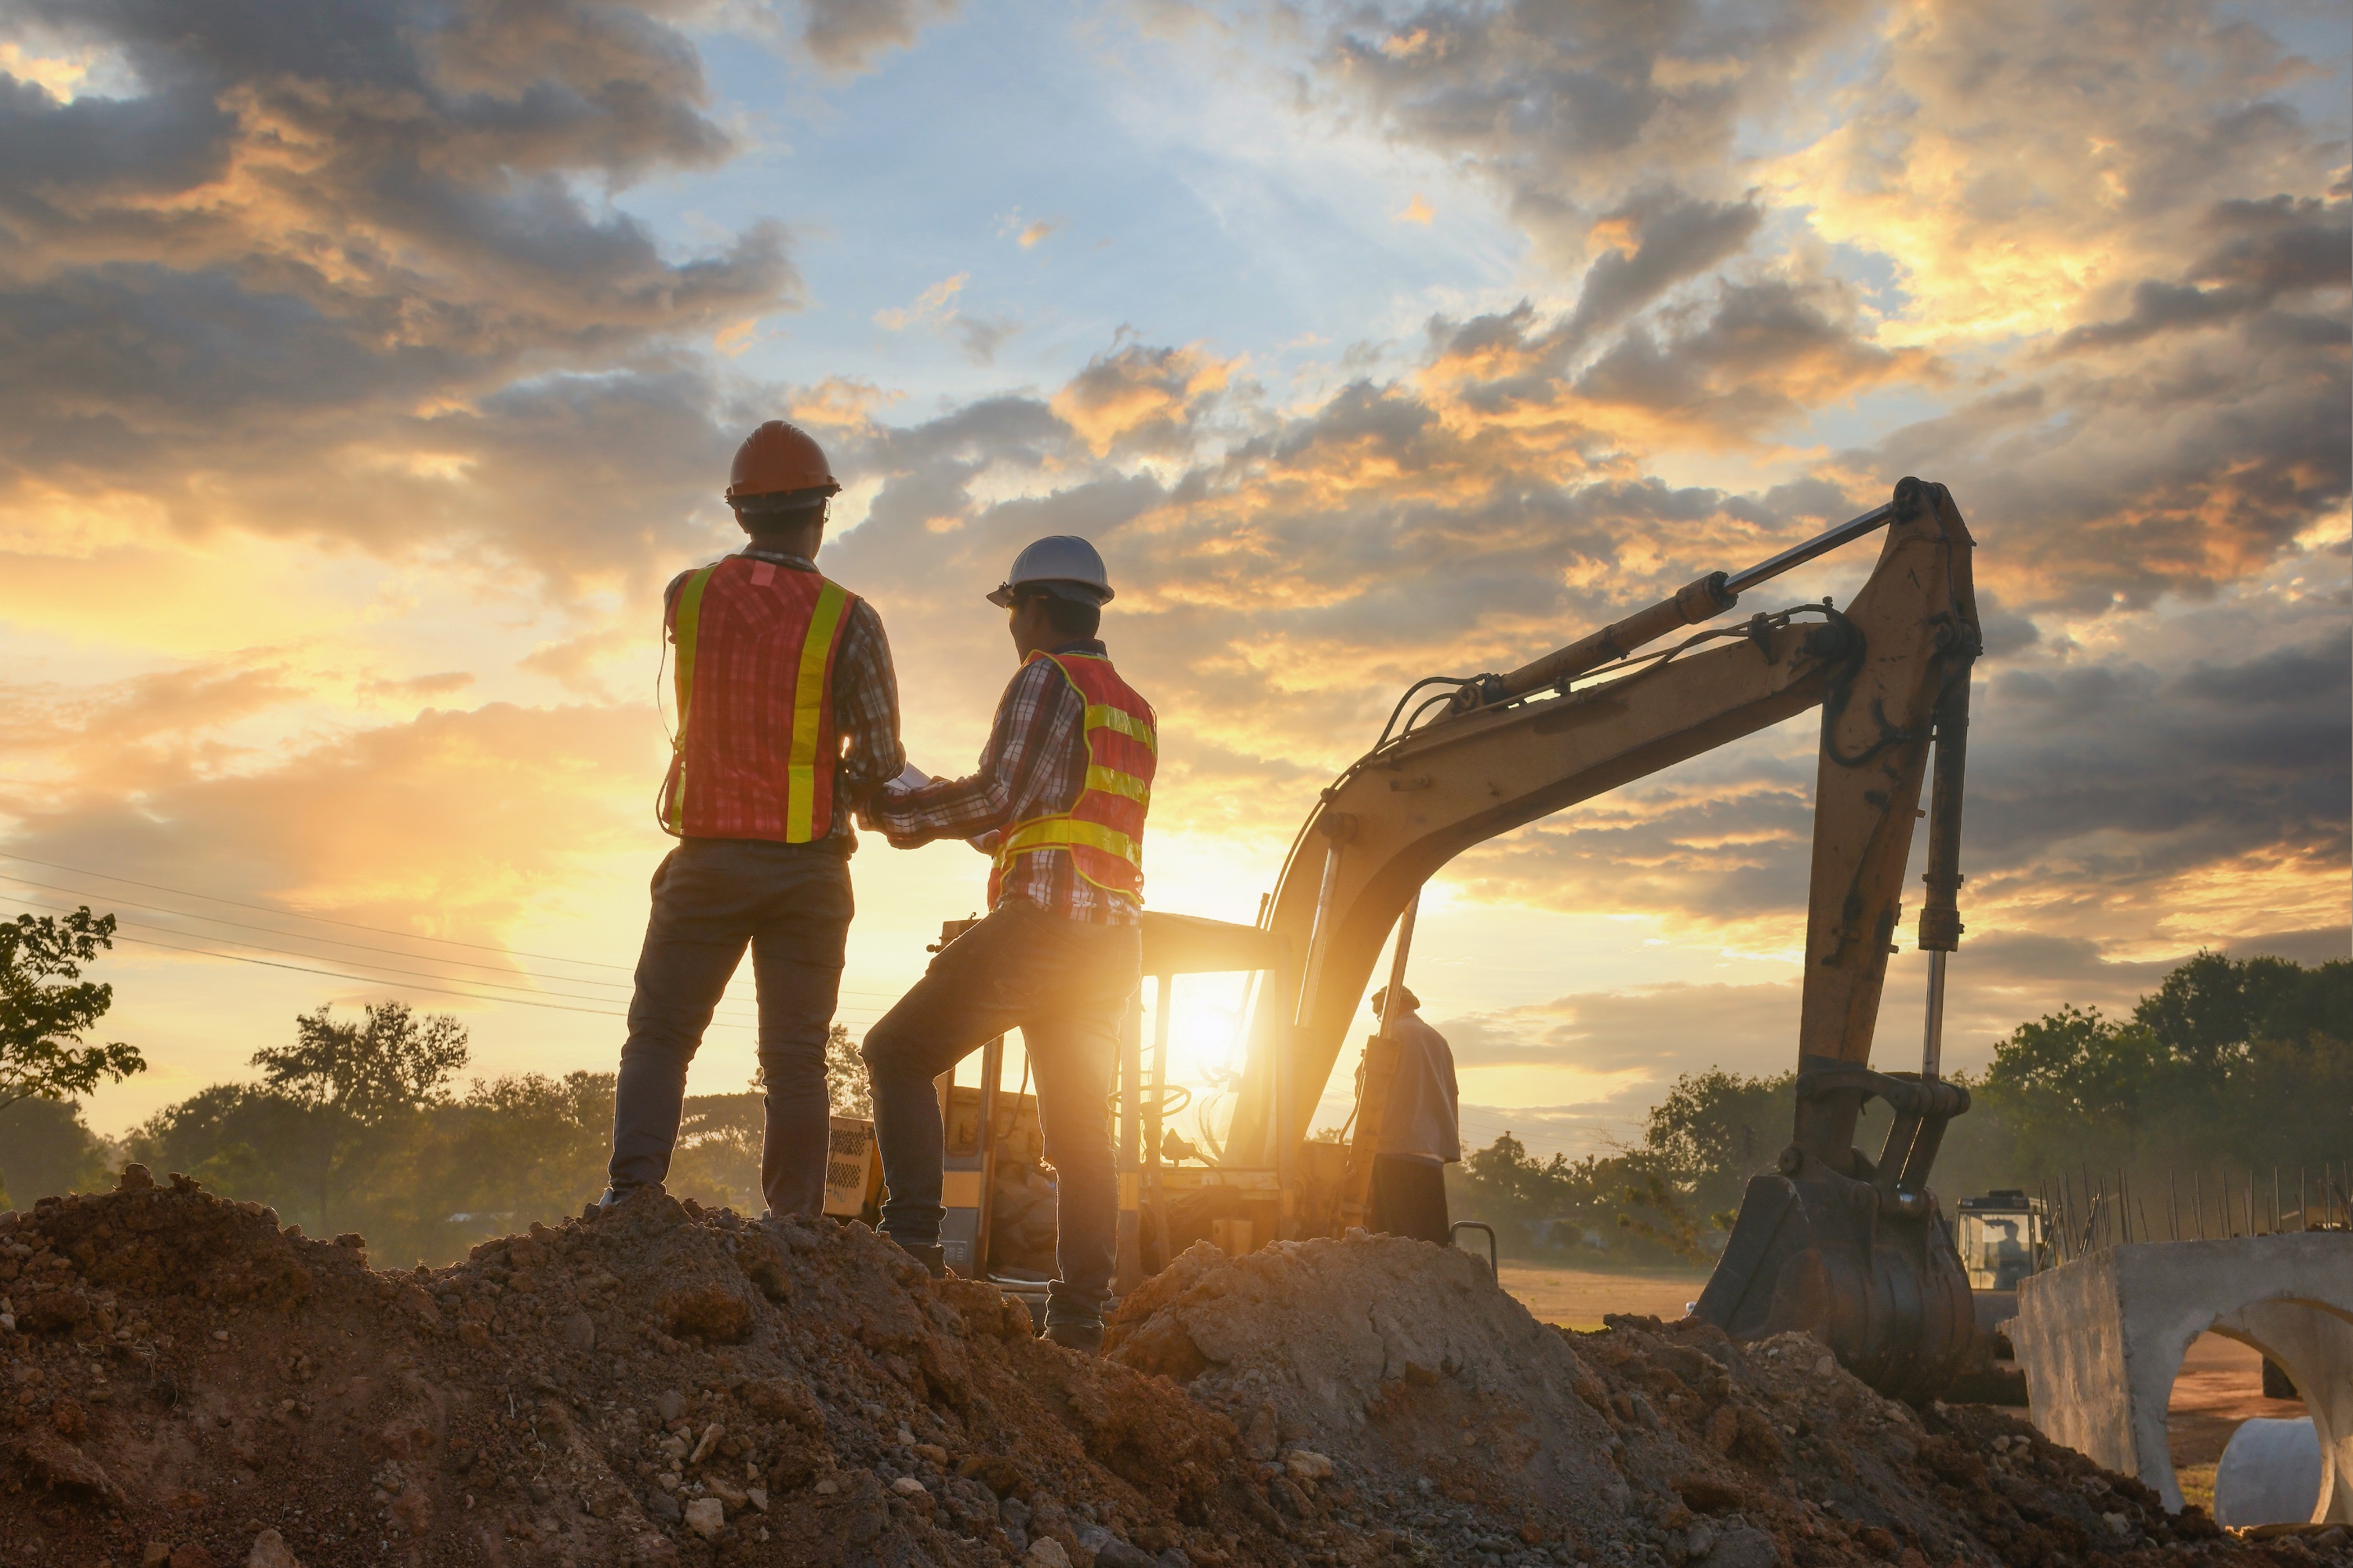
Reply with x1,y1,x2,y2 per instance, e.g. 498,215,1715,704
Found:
0,854,907,1000
5,893,895,1030
2,891,678,1013
0,871,638,990
94,928,891,1030
8,893,779,1021
0,851,642,970
98,930,646,1018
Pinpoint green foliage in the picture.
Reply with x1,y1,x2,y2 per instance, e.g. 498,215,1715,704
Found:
216,1002,473,1245
1954,952,2353,1201
670,1092,764,1212
0,908,144,1111
0,1097,117,1206
823,1023,871,1118
253,1002,469,1126
1445,952,2351,1264
128,1070,618,1265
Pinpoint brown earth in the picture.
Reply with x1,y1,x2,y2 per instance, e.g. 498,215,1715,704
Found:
2,1166,2342,1568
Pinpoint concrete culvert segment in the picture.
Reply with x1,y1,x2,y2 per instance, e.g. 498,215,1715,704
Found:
2011,1233,2353,1523
0,1171,2324,1565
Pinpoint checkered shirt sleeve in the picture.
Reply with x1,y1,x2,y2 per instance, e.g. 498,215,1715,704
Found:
873,649,1139,924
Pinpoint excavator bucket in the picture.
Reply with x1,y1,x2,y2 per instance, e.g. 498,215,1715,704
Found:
1694,1066,1977,1402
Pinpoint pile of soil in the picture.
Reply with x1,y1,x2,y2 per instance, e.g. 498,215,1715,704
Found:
0,1167,2331,1568
1107,1240,2344,1567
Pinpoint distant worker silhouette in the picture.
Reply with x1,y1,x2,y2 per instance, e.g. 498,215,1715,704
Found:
1364,985,1461,1246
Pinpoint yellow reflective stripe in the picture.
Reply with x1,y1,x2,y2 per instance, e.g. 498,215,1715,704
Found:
998,816,1141,867
1085,703,1156,752
666,564,723,833
784,580,851,842
1084,764,1150,806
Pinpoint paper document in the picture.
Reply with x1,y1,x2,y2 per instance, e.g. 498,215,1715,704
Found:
889,761,936,792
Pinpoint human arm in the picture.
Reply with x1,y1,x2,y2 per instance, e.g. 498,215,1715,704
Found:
830,598,906,818
871,655,1085,849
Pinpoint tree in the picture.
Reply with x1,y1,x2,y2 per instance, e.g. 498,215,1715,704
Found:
253,1001,469,1125
1,908,144,1112
0,1097,115,1206
824,1023,871,1118
249,1002,468,1235
754,1023,870,1119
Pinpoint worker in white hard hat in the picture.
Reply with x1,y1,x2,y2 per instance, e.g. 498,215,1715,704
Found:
861,534,1156,1354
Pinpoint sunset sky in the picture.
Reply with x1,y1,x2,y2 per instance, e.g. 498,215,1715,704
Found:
2,0,2347,1161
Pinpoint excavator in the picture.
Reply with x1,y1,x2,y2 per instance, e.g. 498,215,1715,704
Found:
867,476,1982,1400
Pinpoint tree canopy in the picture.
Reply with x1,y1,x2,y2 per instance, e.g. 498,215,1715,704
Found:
0,908,144,1112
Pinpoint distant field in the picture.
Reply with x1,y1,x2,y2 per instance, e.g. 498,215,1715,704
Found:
1497,1261,1712,1330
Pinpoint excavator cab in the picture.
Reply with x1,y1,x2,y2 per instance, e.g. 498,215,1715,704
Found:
1215,476,1984,1402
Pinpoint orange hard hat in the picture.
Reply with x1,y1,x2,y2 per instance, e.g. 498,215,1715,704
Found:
725,420,840,507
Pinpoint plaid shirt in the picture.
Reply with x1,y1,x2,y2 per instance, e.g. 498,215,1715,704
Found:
873,638,1140,926
664,547,904,848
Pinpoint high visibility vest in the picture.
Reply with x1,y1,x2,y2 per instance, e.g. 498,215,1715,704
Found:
988,651,1156,907
659,555,856,843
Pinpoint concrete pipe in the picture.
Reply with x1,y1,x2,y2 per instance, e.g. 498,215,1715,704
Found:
2215,1417,2323,1530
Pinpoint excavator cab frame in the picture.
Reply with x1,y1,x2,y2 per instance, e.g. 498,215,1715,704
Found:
1213,476,1984,1399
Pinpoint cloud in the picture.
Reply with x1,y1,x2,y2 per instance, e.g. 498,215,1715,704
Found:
1395,193,1433,225
1048,340,1240,455
2054,196,2351,352
0,0,795,589
875,273,969,330
797,0,960,75
2,689,658,940
872,272,1019,363
998,210,1064,249
362,672,476,701
0,0,2339,1154
1316,0,1867,268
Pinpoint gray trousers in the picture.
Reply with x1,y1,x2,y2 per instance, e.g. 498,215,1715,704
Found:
608,838,852,1217
860,900,1139,1322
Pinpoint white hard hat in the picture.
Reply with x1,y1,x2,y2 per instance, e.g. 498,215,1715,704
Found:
987,535,1115,608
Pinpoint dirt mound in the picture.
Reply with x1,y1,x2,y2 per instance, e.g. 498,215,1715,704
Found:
1,1173,2319,1568
1105,1236,2318,1568
2,1166,1245,1566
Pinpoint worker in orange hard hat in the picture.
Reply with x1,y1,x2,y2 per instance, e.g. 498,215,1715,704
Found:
860,534,1154,1355
602,420,906,1220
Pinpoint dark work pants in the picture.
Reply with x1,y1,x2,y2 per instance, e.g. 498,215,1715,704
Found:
860,900,1140,1323
1370,1155,1451,1245
608,838,853,1217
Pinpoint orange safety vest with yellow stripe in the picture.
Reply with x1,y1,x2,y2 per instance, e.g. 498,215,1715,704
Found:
659,555,856,843
987,651,1157,907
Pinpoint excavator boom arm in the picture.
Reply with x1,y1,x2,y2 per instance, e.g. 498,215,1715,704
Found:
1224,475,1979,1197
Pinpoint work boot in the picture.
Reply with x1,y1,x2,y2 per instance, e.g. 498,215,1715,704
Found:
888,1239,947,1280
1039,1317,1104,1355
595,1184,650,1213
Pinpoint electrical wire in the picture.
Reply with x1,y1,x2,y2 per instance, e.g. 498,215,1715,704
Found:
0,873,640,991
93,928,646,1018
93,922,886,1031
0,890,760,1019
0,854,907,1001
0,850,644,972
